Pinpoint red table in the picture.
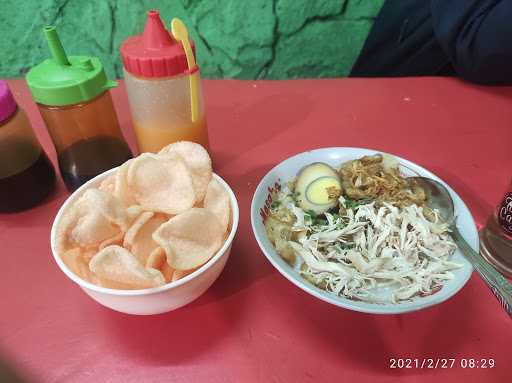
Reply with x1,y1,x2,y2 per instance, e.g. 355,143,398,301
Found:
1,78,510,383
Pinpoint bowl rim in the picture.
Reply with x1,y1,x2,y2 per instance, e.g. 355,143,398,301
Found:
250,146,476,314
50,168,239,296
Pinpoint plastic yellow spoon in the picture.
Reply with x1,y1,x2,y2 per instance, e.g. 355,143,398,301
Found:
171,18,199,123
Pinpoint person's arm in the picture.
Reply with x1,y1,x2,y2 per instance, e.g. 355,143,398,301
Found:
431,0,512,84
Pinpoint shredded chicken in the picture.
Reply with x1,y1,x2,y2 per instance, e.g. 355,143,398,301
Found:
267,188,461,303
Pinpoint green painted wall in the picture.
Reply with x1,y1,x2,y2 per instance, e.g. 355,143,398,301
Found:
0,0,384,79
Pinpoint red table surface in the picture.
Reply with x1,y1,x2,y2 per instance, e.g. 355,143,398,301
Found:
0,78,510,383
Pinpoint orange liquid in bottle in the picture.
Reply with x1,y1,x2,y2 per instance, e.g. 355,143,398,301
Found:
133,116,209,153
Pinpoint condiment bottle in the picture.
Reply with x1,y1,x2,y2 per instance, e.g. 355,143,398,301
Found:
26,26,132,192
120,10,209,153
0,80,55,212
480,180,512,277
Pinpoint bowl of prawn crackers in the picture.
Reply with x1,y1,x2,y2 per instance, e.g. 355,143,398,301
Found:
251,147,476,314
51,142,239,315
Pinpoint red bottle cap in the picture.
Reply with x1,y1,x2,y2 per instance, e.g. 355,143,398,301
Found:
120,10,195,78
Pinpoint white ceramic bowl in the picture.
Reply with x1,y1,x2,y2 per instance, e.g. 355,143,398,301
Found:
51,168,239,315
251,147,477,314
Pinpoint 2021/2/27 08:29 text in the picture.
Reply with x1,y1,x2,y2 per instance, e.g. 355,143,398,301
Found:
389,358,495,369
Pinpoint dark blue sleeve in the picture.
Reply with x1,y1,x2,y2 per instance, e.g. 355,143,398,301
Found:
431,1,512,84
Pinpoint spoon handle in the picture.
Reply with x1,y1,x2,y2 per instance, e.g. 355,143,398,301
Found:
451,225,512,317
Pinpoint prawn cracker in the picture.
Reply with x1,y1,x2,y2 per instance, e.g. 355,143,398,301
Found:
153,208,224,270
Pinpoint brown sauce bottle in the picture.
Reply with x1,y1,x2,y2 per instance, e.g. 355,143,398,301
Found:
26,26,132,192
38,91,133,191
0,81,55,212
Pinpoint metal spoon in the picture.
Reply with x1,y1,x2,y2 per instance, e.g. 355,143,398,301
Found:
411,177,512,316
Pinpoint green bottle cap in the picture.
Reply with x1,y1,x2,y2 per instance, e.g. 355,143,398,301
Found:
26,26,117,106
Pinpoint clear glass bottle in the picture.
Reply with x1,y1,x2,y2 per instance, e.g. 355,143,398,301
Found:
121,10,209,153
26,26,132,192
0,80,55,212
480,181,512,277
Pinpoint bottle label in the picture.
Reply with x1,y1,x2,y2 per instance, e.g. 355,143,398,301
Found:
498,192,512,235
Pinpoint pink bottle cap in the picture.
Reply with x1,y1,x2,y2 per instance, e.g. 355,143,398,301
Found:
0,80,17,122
